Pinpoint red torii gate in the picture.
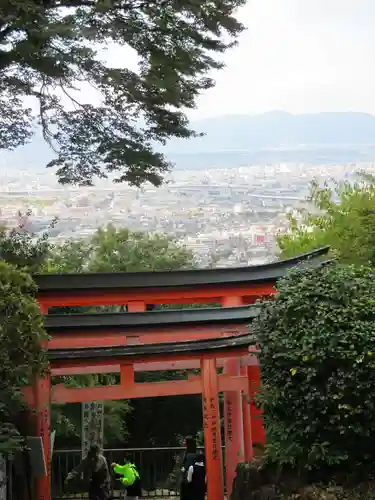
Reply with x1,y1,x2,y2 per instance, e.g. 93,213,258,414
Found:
28,246,328,500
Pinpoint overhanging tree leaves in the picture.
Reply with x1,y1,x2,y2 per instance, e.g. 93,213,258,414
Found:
0,0,245,186
255,262,375,473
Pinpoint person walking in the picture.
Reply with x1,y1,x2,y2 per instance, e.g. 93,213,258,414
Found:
65,444,111,500
186,451,206,500
180,436,202,500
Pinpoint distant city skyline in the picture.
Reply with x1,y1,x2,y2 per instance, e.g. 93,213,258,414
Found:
0,163,367,267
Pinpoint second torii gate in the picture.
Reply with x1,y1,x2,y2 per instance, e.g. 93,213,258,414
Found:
28,245,328,500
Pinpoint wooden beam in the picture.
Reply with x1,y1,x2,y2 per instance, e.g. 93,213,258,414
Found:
49,346,254,372
50,354,259,376
37,283,276,307
24,375,248,405
52,359,209,376
47,324,248,350
49,375,248,403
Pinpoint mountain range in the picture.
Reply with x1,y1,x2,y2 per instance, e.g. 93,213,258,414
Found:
2,111,375,172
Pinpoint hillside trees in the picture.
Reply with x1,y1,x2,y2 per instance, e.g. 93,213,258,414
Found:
0,0,245,187
278,175,375,265
46,224,195,274
0,214,54,272
0,261,48,453
254,262,375,474
0,218,52,451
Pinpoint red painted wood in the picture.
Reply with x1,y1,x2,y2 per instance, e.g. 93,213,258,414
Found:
52,375,247,404
37,283,276,307
50,355,258,376
248,365,266,445
201,358,224,500
49,346,253,371
34,276,272,500
51,359,221,376
224,358,244,498
47,325,249,350
24,375,248,405
34,372,51,500
241,366,253,461
127,301,145,312
35,302,51,500
222,296,245,498
120,364,134,386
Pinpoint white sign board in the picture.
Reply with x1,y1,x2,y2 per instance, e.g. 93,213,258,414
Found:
81,402,104,458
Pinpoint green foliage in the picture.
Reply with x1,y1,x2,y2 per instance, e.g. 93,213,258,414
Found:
231,460,375,500
0,212,56,273
0,0,245,187
52,374,132,448
46,224,195,273
52,400,132,448
0,261,48,453
278,175,375,265
254,262,375,472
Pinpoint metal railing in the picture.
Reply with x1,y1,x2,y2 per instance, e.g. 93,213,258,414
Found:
3,446,226,499
53,447,190,499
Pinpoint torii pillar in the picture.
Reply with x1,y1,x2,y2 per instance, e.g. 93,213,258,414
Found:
201,357,224,500
222,297,245,498
34,303,51,500
248,361,265,448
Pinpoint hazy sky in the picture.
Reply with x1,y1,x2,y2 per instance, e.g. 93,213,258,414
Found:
189,0,375,119
57,0,375,121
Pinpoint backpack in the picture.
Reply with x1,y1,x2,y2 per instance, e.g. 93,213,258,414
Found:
188,458,206,488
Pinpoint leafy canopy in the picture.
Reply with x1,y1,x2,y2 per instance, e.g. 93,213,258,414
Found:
0,0,245,186
0,261,48,453
255,262,375,472
0,212,56,273
278,174,375,265
45,223,195,273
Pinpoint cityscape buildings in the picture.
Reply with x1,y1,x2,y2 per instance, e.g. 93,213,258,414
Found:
0,162,372,267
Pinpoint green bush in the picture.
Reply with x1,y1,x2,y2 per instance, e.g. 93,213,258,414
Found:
254,262,375,473
231,461,375,500
0,260,48,453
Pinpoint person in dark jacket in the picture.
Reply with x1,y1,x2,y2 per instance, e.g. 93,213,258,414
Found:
65,444,111,500
180,436,202,500
186,451,206,500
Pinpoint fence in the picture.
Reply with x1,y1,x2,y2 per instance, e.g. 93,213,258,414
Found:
4,446,226,499
53,447,215,499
